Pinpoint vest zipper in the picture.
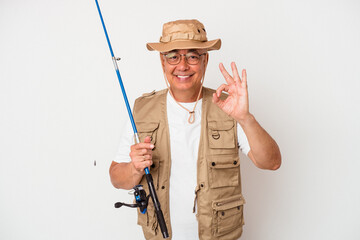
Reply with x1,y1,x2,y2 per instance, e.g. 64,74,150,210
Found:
193,184,201,213
151,210,159,235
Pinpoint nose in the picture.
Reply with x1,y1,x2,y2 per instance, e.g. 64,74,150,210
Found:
176,55,190,71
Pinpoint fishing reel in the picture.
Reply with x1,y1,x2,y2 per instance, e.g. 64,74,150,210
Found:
114,185,149,214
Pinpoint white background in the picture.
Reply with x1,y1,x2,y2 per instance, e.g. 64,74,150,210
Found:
1,0,359,239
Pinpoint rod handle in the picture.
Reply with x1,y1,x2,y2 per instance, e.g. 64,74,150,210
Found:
145,174,169,238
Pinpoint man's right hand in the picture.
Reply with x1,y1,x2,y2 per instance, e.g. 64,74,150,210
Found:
129,136,154,175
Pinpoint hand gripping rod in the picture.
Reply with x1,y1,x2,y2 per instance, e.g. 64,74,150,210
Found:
95,1,169,238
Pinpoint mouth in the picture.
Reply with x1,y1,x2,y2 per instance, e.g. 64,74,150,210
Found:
175,74,194,80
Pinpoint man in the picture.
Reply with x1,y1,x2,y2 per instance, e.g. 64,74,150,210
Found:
110,19,281,240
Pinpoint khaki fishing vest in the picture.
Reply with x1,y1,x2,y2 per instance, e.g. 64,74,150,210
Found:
133,87,245,240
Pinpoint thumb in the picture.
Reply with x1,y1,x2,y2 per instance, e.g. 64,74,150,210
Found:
212,93,224,109
144,136,152,143
212,92,221,104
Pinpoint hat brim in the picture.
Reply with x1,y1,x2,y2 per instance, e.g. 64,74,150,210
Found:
146,39,221,52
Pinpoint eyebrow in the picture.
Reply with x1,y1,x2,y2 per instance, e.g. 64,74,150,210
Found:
165,49,201,54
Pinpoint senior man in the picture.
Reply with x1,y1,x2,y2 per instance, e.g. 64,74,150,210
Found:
110,19,281,240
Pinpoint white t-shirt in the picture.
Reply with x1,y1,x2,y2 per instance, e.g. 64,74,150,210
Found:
114,92,250,239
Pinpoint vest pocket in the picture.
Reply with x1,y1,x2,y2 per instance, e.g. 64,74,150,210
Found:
208,120,236,149
212,194,245,237
207,154,240,188
136,122,159,145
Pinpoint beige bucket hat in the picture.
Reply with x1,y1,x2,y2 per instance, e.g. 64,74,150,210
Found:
146,19,221,52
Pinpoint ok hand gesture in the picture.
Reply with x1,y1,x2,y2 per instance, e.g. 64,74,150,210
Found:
212,62,250,123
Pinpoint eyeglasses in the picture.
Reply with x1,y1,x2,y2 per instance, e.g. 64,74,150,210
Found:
162,51,206,65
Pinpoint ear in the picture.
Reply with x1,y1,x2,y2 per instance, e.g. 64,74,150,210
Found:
203,52,209,71
160,53,166,73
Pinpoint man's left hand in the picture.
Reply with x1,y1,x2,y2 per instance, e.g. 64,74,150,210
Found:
212,62,250,123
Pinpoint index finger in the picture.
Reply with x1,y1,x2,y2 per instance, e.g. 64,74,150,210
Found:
219,63,235,84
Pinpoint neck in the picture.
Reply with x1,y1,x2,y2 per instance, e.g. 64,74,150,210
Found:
170,87,203,103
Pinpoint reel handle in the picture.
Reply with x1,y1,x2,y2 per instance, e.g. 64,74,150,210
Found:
114,202,138,208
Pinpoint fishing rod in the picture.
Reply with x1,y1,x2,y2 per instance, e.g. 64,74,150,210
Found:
95,0,169,238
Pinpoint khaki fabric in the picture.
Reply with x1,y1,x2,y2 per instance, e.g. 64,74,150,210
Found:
146,19,221,52
133,88,245,240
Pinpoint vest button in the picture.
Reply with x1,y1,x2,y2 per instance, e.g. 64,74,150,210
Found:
161,186,165,189
200,184,204,188
151,163,156,168
211,162,216,166
221,211,225,216
233,161,237,165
